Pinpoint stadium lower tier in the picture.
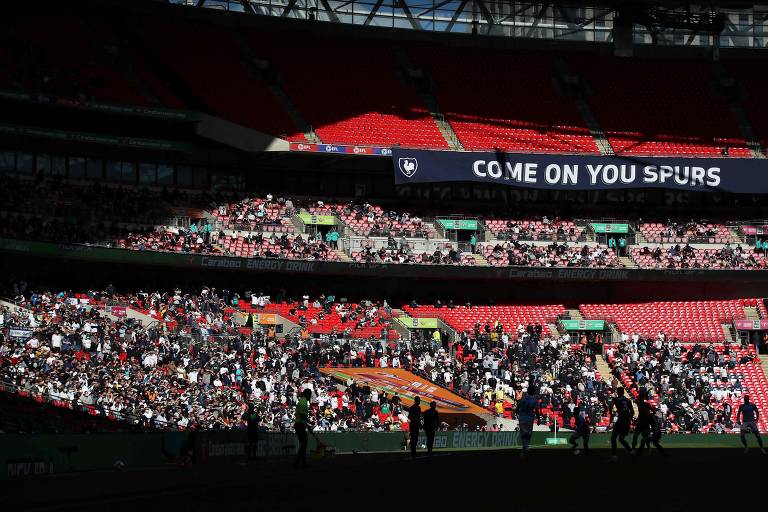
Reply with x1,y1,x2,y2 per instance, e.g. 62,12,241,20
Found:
606,342,768,433
1,290,767,434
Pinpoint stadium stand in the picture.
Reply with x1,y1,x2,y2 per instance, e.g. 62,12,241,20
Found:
404,303,565,338
723,58,768,154
308,202,430,238
220,233,338,260
637,221,734,244
482,242,620,267
630,245,768,269
2,288,767,434
3,6,768,160
211,195,295,232
254,35,448,147
580,299,751,342
0,10,142,105
573,55,751,156
413,47,598,153
0,6,188,109
5,3,768,495
137,19,301,138
5,175,768,269
605,341,768,433
484,217,583,242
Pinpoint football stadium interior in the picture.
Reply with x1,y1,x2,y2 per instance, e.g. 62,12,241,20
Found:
2,0,768,508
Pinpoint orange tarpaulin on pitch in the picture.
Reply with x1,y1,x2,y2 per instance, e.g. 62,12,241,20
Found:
320,367,487,416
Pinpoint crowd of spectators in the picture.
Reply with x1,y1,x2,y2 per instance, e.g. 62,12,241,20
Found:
484,217,581,242
639,220,732,244
483,241,621,268
0,175,222,244
0,287,389,432
632,244,768,269
3,174,768,271
351,245,473,265
310,201,429,238
3,285,766,435
413,324,611,429
220,233,338,260
605,336,761,433
0,286,615,433
211,194,295,232
117,224,219,254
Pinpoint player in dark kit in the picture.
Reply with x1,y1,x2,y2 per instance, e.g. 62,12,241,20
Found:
608,387,634,461
422,401,440,456
517,386,539,457
737,395,766,455
568,402,590,455
631,391,664,456
408,396,422,458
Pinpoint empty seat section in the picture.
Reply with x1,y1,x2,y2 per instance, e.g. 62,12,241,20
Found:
138,20,301,138
412,47,598,153
404,304,566,337
723,58,768,154
255,35,447,148
0,9,147,105
573,55,750,156
580,299,751,342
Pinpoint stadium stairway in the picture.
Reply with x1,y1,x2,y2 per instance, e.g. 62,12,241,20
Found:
552,57,615,156
618,256,638,269
388,310,413,340
721,324,735,343
72,8,164,108
393,48,464,151
333,249,353,262
233,28,320,143
744,305,760,320
117,19,209,112
712,62,767,159
415,92,464,150
574,97,615,156
480,412,520,431
470,253,489,266
233,308,300,334
423,221,442,240
566,309,584,321
125,307,162,329
729,226,746,244
594,355,615,387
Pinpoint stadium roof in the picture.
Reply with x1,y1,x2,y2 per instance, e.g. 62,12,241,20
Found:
158,0,767,48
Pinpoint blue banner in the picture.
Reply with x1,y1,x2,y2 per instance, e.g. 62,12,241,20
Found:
391,149,768,193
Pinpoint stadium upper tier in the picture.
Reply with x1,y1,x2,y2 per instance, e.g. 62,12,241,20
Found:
1,5,766,157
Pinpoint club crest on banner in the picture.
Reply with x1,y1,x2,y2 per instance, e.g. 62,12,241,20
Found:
398,157,418,178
